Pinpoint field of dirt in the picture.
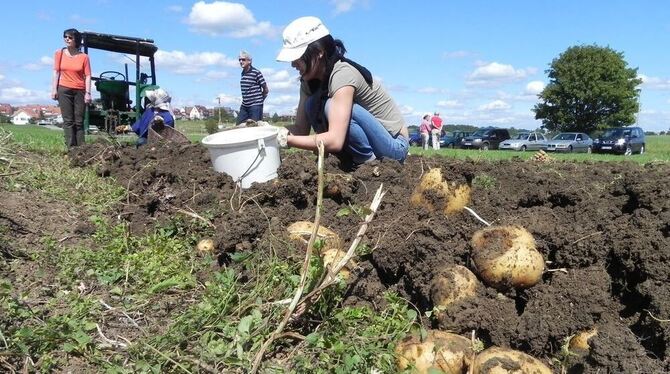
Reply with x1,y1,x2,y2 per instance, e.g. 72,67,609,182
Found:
4,140,670,372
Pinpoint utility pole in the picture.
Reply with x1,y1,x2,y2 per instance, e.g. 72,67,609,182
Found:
217,96,222,126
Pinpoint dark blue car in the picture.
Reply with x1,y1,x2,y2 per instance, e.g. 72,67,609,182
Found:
408,127,470,148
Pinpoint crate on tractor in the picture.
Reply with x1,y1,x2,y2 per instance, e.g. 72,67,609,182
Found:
81,31,160,135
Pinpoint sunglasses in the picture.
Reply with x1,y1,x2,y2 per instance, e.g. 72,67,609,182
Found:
63,35,74,40
238,58,248,61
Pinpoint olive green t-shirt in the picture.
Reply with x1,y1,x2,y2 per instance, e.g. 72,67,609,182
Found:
327,61,405,136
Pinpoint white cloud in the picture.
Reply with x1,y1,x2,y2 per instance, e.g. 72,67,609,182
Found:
0,86,49,104
332,0,356,14
186,1,275,38
214,93,240,106
203,71,229,80
260,68,299,92
437,100,463,109
417,87,445,94
23,56,53,71
166,5,183,12
478,100,511,111
0,74,4,81
467,62,535,86
155,50,238,74
638,74,670,90
525,81,545,95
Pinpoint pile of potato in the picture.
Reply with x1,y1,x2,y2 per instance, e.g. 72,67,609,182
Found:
396,330,552,374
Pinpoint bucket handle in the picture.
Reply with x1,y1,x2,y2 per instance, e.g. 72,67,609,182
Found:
235,138,267,187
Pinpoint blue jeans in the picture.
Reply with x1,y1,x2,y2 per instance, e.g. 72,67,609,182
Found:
237,104,264,124
306,96,409,164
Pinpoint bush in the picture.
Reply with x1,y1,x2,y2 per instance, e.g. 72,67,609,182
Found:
204,118,219,134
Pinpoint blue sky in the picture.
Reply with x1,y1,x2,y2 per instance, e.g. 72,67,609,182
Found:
3,0,669,131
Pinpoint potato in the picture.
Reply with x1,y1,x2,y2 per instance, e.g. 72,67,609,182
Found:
286,221,342,250
410,168,471,215
196,239,214,252
470,225,544,290
431,265,479,309
472,347,552,374
569,327,598,355
396,330,473,374
322,248,354,280
444,184,471,215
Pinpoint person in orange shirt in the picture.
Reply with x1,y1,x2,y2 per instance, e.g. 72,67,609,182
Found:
51,28,92,149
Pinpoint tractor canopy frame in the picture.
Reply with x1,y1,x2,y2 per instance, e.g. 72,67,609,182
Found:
80,31,159,134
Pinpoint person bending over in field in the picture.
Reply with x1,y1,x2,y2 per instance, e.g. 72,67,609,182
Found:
274,16,409,167
117,88,175,146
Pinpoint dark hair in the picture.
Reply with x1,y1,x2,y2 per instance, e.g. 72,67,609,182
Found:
63,28,81,48
301,35,373,126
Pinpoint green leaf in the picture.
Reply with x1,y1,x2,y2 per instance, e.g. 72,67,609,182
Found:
406,308,417,321
149,277,181,293
238,314,254,335
336,207,352,217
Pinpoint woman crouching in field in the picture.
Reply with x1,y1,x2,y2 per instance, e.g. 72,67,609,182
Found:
276,16,409,167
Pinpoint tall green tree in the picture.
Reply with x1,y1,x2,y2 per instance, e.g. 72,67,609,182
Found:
533,45,642,133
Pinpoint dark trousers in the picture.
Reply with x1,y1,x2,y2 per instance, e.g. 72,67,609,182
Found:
57,85,85,148
236,104,263,124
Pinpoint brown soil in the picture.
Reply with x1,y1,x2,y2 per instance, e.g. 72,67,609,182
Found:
4,142,670,372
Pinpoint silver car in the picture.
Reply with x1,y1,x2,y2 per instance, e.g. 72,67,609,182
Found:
545,132,593,153
499,132,547,151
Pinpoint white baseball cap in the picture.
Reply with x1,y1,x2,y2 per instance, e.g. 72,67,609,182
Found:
276,16,330,62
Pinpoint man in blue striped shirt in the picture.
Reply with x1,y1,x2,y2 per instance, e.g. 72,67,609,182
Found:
237,51,269,124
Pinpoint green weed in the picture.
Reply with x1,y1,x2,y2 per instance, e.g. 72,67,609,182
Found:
472,174,497,189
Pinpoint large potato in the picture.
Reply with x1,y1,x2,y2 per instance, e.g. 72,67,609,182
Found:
472,347,552,374
286,221,342,250
431,265,479,309
470,225,544,290
396,330,473,374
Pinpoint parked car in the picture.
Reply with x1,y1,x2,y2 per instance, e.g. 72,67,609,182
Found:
460,128,510,150
408,126,422,146
499,132,548,151
545,132,593,153
592,127,645,155
408,127,466,148
442,131,470,148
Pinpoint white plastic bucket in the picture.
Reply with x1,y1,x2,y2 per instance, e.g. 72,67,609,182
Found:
201,126,281,189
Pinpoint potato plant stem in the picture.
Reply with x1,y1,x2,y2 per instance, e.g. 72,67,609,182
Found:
250,141,326,374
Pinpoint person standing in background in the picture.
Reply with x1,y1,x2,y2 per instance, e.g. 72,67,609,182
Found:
420,113,431,150
51,28,91,149
237,51,269,124
430,111,443,150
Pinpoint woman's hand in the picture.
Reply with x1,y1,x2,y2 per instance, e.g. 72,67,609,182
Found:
51,90,58,100
84,92,92,104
